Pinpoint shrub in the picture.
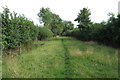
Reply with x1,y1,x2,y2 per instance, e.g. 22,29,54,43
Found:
37,27,53,40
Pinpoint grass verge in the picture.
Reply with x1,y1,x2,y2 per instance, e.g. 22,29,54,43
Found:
2,37,118,78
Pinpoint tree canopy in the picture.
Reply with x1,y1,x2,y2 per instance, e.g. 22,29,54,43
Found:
38,7,74,36
75,8,91,29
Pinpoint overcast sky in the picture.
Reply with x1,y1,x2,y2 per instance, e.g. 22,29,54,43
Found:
0,0,119,27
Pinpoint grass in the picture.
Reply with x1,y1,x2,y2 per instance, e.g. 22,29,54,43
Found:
2,37,118,78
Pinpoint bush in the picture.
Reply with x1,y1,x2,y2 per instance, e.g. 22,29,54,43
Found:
67,14,120,47
1,7,39,49
37,27,53,40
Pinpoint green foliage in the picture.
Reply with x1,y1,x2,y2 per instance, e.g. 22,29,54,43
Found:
69,8,120,47
90,14,120,47
62,21,74,35
1,7,74,49
37,27,53,40
69,28,79,38
1,7,39,49
38,7,53,27
0,12,2,49
38,7,74,36
50,13,63,35
74,8,93,41
75,8,91,29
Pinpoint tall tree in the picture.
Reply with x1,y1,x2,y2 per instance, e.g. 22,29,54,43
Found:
38,7,63,35
74,8,92,40
38,7,53,28
74,8,91,30
50,13,63,35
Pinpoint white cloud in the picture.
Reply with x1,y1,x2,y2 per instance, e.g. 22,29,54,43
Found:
0,0,119,27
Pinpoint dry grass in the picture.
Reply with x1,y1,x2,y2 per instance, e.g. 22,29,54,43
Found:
69,48,82,57
85,46,94,54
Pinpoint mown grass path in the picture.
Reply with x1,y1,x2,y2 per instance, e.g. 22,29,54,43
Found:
61,38,73,78
2,37,118,78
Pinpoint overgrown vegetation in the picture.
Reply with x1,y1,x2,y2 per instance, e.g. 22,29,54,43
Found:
1,7,74,50
1,6,119,78
1,7,38,49
38,7,74,36
37,27,53,40
2,37,118,78
67,8,120,48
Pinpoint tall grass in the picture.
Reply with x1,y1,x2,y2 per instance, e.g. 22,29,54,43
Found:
2,37,118,78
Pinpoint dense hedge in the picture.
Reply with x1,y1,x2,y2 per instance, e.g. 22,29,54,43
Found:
67,14,120,47
92,15,120,46
1,7,39,49
1,7,53,50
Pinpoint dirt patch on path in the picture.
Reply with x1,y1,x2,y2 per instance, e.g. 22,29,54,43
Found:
85,41,97,45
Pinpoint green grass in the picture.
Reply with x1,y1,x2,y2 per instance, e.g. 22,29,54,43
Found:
2,37,118,78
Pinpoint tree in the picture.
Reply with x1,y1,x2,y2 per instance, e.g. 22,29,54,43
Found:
38,7,64,35
62,21,74,35
74,8,92,41
50,13,63,35
75,8,91,30
38,7,53,28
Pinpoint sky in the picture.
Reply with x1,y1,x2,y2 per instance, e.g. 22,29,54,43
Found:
0,0,119,27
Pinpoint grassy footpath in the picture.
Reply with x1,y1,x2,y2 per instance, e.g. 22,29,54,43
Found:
2,37,118,78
